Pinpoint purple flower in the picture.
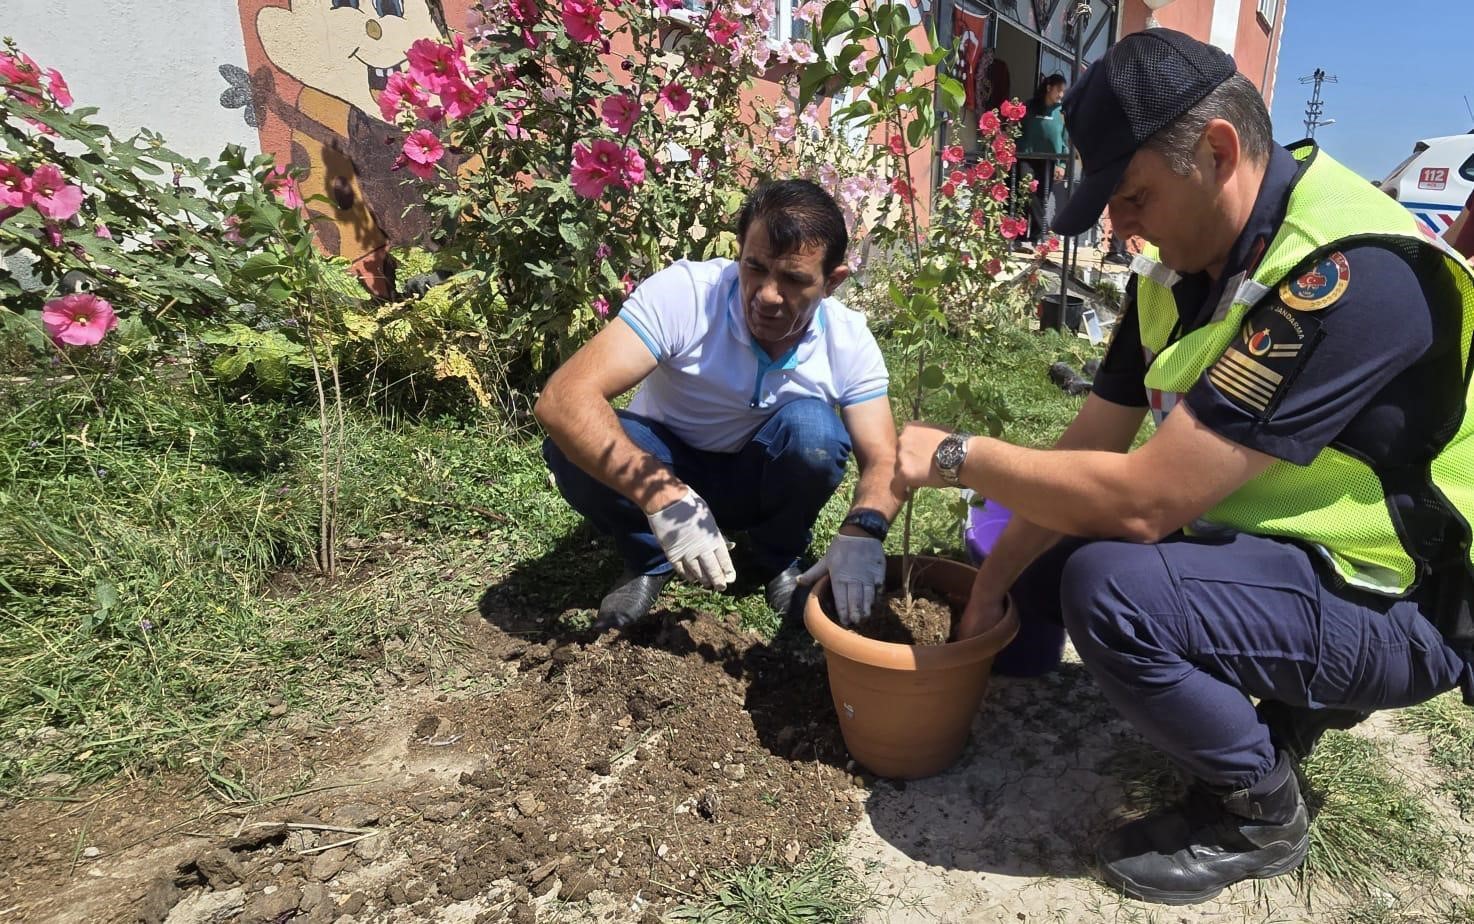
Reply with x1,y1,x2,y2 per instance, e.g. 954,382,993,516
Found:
140,618,155,632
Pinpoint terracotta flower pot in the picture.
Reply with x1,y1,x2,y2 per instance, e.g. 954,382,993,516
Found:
804,555,1019,779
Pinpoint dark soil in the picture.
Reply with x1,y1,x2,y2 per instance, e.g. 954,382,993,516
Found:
846,589,958,646
0,581,865,923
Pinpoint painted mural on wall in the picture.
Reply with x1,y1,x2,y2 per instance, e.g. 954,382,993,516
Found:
231,0,469,291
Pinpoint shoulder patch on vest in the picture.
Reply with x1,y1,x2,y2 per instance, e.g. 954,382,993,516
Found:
1206,302,1322,416
1279,251,1350,312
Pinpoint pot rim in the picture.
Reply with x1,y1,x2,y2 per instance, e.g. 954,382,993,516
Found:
803,555,1019,671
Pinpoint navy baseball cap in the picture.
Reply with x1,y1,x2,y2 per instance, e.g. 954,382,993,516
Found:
1052,29,1238,236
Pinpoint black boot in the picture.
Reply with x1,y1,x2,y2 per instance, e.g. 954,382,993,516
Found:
593,571,673,632
1256,699,1372,761
1097,752,1309,905
764,563,806,622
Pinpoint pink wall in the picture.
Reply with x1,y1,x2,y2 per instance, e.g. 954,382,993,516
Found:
1115,0,1283,102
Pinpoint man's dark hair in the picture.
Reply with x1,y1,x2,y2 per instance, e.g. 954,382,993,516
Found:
736,179,849,275
1144,73,1273,174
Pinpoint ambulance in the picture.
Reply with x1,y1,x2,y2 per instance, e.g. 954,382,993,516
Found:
1377,131,1474,237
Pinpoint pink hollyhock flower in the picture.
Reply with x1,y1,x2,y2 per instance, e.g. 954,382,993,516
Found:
563,0,602,44
706,9,739,46
618,146,646,188
267,165,304,209
42,293,117,347
940,181,956,198
402,129,445,166
887,135,905,157
510,0,539,23
793,0,825,21
592,296,610,318
441,77,488,120
996,147,1016,169
990,183,1009,203
623,273,636,295
654,0,681,10
395,154,436,180
890,177,913,202
0,52,41,89
570,140,618,198
43,224,62,247
786,40,817,64
0,163,32,208
95,223,111,239
978,110,1001,135
601,93,640,133
1028,178,1039,193
1000,217,1021,240
971,209,986,228
595,243,612,260
748,42,773,70
849,50,872,75
407,39,464,94
971,161,995,182
44,68,71,108
1001,99,1027,121
942,145,964,165
948,170,966,186
986,258,1004,276
658,83,691,114
379,72,428,121
223,215,245,244
29,164,83,221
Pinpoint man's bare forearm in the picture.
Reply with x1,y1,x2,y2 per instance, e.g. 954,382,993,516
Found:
536,387,686,515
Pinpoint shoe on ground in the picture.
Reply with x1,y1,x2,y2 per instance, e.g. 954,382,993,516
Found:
1096,752,1309,905
764,563,807,622
593,570,673,632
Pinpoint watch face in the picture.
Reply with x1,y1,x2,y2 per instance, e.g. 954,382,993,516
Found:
937,437,965,469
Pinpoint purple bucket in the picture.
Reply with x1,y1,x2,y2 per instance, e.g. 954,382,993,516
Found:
963,500,1066,678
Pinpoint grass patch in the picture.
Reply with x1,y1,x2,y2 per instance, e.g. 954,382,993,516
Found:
0,371,576,789
667,843,875,923
1399,690,1474,817
1301,731,1448,893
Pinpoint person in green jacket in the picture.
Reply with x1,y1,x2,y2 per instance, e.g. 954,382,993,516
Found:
894,29,1474,906
1017,73,1068,244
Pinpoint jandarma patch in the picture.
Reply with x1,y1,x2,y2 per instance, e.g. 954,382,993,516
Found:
1279,251,1350,311
1207,304,1319,415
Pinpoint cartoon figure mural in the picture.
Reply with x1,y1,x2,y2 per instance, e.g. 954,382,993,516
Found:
232,0,471,292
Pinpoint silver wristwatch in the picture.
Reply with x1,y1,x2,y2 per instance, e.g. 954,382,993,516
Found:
934,432,972,487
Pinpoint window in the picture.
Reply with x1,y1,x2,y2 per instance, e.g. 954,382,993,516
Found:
1257,0,1278,27
770,0,810,44
1460,152,1474,183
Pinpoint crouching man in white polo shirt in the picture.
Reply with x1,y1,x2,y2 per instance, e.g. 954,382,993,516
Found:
535,179,905,631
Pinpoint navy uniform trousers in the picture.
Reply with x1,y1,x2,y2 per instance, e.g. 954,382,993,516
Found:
1013,531,1472,790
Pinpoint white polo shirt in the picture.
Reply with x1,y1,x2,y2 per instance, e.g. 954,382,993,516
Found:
619,258,889,453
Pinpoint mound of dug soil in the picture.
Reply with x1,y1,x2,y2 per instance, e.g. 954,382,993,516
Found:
0,609,866,923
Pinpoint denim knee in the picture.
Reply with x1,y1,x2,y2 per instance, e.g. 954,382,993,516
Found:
757,398,852,485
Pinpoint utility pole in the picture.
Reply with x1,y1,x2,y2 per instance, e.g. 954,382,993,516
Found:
1299,68,1338,139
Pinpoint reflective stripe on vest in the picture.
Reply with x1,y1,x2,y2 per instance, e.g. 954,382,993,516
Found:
1135,144,1474,595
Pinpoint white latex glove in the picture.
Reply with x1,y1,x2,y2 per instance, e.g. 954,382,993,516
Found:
647,489,736,591
798,534,886,625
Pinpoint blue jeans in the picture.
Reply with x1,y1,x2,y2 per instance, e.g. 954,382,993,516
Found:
542,398,852,578
1010,532,1470,789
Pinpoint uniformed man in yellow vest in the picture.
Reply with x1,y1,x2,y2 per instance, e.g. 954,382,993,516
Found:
894,28,1474,906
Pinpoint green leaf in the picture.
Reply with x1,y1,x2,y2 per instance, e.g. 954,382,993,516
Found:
797,62,836,112
919,364,945,390
905,116,926,149
937,75,965,116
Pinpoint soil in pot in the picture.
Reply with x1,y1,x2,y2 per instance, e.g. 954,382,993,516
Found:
824,589,957,646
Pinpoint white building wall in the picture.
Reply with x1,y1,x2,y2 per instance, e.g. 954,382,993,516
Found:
1,0,261,161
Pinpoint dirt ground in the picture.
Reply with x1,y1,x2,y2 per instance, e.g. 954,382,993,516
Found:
0,591,863,924
6,560,1473,924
